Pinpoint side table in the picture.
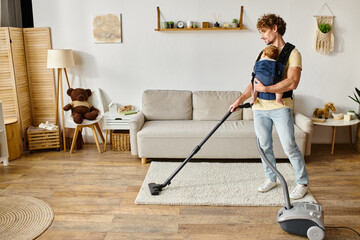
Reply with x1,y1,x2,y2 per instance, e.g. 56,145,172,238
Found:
313,118,360,154
102,111,138,151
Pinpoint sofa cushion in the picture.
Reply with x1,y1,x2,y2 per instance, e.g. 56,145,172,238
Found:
142,90,192,120
193,91,242,121
242,98,253,120
137,120,307,159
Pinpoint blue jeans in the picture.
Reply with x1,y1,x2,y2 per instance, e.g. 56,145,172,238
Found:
253,108,308,185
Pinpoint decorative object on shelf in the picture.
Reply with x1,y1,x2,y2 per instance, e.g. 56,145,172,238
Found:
47,49,75,151
202,22,209,28
187,21,193,28
232,18,238,28
212,12,221,28
92,13,122,43
161,22,168,29
314,3,334,54
168,21,174,29
192,22,198,28
223,23,230,28
313,102,336,119
176,21,184,29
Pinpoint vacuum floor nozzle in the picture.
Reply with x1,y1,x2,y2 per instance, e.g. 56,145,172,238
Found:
148,183,163,195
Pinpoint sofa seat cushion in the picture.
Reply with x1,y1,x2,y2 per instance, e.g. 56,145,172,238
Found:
137,120,307,159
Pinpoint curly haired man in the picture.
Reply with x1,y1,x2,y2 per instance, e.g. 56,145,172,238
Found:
229,14,309,200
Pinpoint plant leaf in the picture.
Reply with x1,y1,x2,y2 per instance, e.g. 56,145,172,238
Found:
354,92,360,103
349,95,360,104
355,87,360,97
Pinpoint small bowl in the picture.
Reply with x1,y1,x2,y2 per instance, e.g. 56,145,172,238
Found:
332,113,344,120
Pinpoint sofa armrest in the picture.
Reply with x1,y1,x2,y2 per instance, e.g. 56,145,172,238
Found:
294,112,313,156
129,111,145,156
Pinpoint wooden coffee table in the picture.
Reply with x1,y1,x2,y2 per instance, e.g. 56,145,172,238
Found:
313,118,359,154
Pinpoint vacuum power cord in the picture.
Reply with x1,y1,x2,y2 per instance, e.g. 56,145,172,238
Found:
325,226,360,238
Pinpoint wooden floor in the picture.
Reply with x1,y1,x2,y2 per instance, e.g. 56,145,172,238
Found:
0,144,359,240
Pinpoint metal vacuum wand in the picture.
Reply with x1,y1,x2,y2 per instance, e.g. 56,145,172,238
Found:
148,102,253,195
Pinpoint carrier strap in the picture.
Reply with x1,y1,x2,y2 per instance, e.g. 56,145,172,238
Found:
251,51,263,85
277,42,295,66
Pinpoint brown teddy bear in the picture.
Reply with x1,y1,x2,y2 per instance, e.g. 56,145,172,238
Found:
63,88,99,124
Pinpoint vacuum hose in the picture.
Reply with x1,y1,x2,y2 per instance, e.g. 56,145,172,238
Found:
256,138,292,210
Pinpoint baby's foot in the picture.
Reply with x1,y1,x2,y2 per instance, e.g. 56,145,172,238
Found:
276,99,284,105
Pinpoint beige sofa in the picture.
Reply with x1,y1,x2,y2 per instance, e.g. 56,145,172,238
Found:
129,90,313,164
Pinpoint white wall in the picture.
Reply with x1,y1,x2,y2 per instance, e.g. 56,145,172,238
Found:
32,0,360,144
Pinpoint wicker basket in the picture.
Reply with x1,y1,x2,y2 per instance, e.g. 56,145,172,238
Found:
27,126,60,151
112,130,131,151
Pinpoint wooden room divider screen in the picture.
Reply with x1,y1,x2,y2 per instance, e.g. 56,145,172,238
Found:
0,27,56,151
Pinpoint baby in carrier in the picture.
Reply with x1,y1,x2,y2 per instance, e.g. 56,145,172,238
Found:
251,45,284,105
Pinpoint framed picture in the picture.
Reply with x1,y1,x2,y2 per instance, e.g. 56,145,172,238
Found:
92,13,122,43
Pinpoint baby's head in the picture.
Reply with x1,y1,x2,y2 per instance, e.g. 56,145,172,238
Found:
262,45,279,60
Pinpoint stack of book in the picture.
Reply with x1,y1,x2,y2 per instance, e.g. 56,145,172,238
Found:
119,110,137,115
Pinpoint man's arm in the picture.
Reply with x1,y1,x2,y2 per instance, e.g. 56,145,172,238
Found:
229,83,252,112
253,66,302,93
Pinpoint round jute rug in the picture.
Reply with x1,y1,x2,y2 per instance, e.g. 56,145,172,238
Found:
0,194,54,240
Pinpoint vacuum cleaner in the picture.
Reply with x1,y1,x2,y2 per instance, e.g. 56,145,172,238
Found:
256,139,325,240
148,102,325,239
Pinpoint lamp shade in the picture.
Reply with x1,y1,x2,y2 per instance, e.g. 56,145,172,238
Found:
47,49,75,68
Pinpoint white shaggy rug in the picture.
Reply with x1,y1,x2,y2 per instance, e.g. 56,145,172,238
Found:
135,161,317,206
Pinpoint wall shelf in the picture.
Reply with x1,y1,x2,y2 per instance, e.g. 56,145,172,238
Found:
155,27,246,32
155,6,246,32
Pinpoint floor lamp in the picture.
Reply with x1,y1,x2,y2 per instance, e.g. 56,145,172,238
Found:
47,49,75,151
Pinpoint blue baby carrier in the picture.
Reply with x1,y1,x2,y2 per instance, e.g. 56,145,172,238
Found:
251,42,295,100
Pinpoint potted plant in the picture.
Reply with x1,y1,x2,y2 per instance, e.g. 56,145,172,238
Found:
347,110,357,120
232,18,238,28
349,87,360,151
349,87,360,118
318,23,331,33
168,21,174,29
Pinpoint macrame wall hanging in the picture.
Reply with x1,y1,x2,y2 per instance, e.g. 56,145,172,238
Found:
314,3,335,54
